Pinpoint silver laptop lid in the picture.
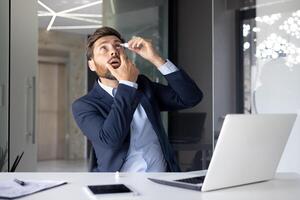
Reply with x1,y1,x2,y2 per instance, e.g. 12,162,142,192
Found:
202,114,296,191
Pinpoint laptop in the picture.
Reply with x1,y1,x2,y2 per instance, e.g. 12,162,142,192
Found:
149,114,297,192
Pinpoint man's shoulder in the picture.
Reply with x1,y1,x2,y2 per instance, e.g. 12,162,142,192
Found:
72,89,105,112
72,94,90,106
74,88,97,102
72,94,93,112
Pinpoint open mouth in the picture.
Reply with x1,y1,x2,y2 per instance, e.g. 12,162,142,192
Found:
108,57,121,69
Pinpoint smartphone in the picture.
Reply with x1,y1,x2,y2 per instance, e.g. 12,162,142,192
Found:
84,184,139,199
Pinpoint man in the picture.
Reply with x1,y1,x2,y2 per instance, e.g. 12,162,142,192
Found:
72,27,203,172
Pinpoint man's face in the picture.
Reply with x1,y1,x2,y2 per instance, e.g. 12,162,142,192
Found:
88,35,125,80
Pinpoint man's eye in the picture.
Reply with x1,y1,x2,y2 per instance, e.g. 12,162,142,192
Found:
99,46,107,51
115,44,122,49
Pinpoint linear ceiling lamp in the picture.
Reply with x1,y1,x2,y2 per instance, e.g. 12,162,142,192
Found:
38,0,103,31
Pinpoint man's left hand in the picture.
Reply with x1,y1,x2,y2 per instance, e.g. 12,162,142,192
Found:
127,36,166,68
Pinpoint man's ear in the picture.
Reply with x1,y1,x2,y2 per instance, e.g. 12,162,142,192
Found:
88,59,96,72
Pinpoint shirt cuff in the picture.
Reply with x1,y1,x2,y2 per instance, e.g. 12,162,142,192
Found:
157,59,179,75
119,80,138,89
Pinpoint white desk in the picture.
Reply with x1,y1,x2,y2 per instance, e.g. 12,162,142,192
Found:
0,172,300,200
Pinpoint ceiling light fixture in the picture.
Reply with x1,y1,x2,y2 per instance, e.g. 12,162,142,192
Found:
110,0,116,14
38,12,102,18
38,0,103,31
51,25,103,30
47,15,57,31
58,0,102,14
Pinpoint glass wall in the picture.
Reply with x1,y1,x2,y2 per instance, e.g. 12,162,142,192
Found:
37,0,93,171
103,0,214,172
102,0,169,84
0,0,9,172
242,1,300,114
102,0,169,129
241,0,300,173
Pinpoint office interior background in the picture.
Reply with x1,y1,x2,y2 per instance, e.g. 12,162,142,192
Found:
0,0,300,173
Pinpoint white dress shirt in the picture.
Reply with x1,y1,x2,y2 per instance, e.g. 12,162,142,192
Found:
98,59,178,172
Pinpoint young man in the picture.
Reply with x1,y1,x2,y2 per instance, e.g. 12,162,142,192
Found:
72,27,203,172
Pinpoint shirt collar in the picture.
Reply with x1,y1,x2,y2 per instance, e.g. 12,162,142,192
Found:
98,79,114,97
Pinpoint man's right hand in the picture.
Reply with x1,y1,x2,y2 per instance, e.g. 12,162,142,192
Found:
106,53,139,82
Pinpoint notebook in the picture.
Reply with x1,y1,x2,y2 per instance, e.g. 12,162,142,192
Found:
0,179,67,199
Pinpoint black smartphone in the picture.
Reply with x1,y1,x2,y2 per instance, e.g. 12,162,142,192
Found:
87,184,133,195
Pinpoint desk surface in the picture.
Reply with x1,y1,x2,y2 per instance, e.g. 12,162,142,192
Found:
0,172,300,200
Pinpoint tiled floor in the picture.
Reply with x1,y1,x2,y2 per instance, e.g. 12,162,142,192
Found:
37,159,89,172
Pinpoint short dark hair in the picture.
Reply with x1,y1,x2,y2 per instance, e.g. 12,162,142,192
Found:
86,27,125,60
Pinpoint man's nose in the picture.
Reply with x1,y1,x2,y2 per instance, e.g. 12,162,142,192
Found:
110,51,117,56
110,47,119,56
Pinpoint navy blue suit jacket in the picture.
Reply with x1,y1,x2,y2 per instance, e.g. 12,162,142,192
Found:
72,69,203,172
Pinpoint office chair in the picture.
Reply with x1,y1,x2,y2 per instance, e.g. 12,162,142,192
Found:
88,145,97,172
168,112,208,171
168,112,206,143
189,144,212,170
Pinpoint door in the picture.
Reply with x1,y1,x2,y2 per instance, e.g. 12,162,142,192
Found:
9,0,38,171
38,61,67,161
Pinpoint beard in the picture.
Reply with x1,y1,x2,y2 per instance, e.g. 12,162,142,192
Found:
93,63,118,80
93,69,117,80
101,71,117,80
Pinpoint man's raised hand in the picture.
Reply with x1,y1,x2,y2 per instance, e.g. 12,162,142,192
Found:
106,53,139,82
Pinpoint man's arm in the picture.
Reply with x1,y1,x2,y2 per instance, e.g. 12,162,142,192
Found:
151,68,203,111
72,84,139,149
127,36,203,111
73,54,140,149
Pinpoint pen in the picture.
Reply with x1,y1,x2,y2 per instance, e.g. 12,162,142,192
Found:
10,155,19,172
10,151,24,172
14,178,26,186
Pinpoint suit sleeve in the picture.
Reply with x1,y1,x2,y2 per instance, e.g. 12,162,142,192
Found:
72,84,138,148
152,69,203,111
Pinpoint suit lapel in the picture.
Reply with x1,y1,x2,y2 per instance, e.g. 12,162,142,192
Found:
92,80,114,106
139,90,161,136
136,76,160,133
92,77,158,128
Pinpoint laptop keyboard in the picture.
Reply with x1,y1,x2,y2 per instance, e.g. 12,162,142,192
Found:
175,176,205,184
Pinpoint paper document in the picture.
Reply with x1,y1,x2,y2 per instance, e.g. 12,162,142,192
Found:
0,179,67,199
